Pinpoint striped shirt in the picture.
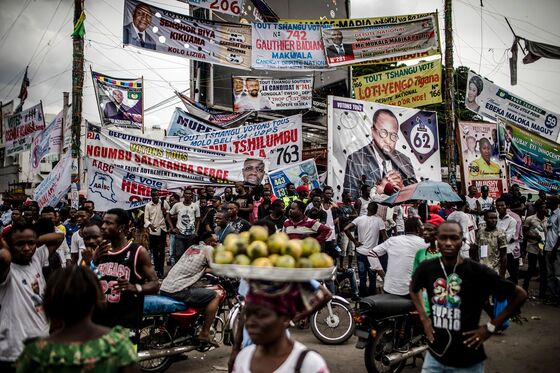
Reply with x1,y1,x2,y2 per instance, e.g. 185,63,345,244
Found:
282,216,332,242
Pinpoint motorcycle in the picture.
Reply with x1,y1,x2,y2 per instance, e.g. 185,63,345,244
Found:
138,275,240,373
310,295,354,345
353,294,427,373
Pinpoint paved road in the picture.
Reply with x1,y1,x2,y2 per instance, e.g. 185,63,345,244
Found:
164,295,559,373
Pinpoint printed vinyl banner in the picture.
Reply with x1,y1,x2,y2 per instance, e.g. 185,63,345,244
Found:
87,158,183,211
352,60,442,108
1,101,14,143
4,103,46,156
497,117,560,179
465,70,560,141
166,114,302,169
509,163,560,194
92,71,143,129
321,15,439,67
30,110,63,176
328,96,441,201
252,23,328,70
176,91,254,127
181,0,244,16
168,107,223,137
284,12,440,65
33,151,72,208
86,122,267,186
232,77,313,112
123,0,252,69
268,160,320,199
458,121,507,198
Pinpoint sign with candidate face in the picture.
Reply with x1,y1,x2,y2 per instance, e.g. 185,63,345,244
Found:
328,96,441,201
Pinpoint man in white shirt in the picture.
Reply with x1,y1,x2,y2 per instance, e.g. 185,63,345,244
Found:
368,217,425,296
353,184,373,217
476,185,494,225
344,201,387,296
145,189,171,278
544,197,560,303
70,208,90,265
496,199,518,282
447,197,477,258
167,189,200,261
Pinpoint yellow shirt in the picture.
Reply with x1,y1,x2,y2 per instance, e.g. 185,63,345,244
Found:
468,158,501,178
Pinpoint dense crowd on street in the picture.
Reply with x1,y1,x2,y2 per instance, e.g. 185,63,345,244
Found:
1,179,559,372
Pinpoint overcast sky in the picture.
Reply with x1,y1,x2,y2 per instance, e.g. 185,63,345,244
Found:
1,0,559,130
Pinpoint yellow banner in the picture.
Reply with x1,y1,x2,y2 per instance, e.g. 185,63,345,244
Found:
352,60,442,108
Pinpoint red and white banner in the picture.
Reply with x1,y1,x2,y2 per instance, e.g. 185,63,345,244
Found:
4,103,46,156
34,151,72,208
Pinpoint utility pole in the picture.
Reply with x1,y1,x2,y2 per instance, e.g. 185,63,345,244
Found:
444,0,457,190
71,0,84,185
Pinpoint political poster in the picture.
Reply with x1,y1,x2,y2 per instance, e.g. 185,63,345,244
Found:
166,114,302,169
232,77,313,112
465,70,560,142
167,107,223,137
321,15,439,67
180,0,244,16
30,110,63,176
175,91,254,127
497,117,560,179
86,122,267,186
4,103,46,156
509,163,560,194
1,101,14,143
268,160,320,198
328,96,441,201
458,121,507,198
87,158,184,211
33,151,72,208
252,23,328,70
284,12,441,65
92,71,143,129
123,0,252,70
352,60,442,108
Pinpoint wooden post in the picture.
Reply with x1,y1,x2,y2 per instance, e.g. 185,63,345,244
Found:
71,0,84,185
444,0,457,190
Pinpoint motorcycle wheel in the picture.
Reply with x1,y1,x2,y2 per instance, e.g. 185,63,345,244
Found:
138,323,173,373
211,316,225,344
310,300,354,345
364,325,405,373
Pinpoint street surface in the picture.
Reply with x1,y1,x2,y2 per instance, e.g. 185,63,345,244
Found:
167,295,560,373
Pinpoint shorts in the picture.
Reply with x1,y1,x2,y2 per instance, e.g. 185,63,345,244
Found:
339,234,355,256
161,288,217,308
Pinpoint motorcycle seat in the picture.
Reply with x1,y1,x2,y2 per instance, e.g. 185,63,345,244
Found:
144,295,187,316
357,294,414,318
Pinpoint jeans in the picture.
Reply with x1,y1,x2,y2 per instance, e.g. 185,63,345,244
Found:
174,234,197,260
545,251,560,299
149,232,167,277
523,252,547,297
336,268,359,296
422,352,485,373
357,253,377,297
169,234,176,266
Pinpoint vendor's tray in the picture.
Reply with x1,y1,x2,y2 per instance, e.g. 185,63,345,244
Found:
210,263,336,281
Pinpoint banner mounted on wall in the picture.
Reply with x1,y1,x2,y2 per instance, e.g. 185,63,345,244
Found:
180,0,244,16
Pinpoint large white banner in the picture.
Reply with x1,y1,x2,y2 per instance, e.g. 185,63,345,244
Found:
166,114,302,169
252,23,328,70
86,122,268,186
465,70,560,142
167,107,224,137
30,110,63,176
180,0,244,16
34,151,72,208
123,0,252,69
4,103,46,156
232,77,313,112
328,96,441,200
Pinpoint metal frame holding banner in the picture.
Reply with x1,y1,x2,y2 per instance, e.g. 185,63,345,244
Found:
123,0,252,70
92,70,143,130
4,102,46,156
458,121,507,198
465,70,560,142
352,60,442,108
327,96,441,201
268,159,320,198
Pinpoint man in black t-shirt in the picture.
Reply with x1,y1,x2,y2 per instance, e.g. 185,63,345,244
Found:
233,182,253,221
261,199,286,232
226,202,251,233
410,221,527,371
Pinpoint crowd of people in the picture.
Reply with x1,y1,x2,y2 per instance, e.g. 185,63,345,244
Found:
0,179,557,372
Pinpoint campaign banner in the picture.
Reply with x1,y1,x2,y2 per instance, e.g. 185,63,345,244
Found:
33,151,72,208
284,12,440,65
168,107,223,137
328,96,441,201
4,103,46,156
321,15,439,67
1,101,14,143
458,121,507,198
252,23,328,70
92,71,143,129
123,0,252,69
465,70,560,141
268,160,320,198
86,122,267,186
497,117,560,179
180,0,244,16
175,91,254,127
167,114,302,169
232,77,313,112
30,110,63,176
352,60,442,108
87,158,184,211
509,163,560,194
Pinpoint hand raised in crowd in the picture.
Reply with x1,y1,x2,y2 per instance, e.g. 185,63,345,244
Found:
463,325,492,349
93,240,112,263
